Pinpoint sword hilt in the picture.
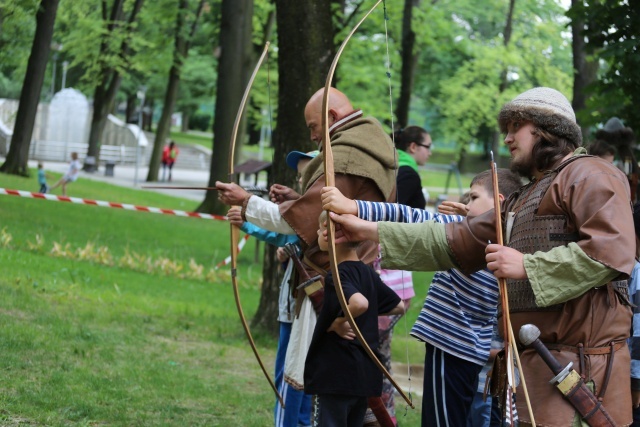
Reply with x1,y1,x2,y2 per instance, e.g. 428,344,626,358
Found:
519,324,568,377
519,325,617,426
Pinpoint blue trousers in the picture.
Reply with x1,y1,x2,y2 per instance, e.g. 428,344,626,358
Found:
275,321,312,427
467,392,510,427
468,392,492,426
423,344,483,427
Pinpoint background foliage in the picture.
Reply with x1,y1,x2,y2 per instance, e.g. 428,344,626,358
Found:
3,0,636,152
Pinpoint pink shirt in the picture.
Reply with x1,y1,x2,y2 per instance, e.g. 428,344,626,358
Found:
377,269,415,300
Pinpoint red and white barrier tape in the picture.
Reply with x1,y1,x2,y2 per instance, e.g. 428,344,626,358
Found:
215,234,251,270
1,187,254,269
0,188,227,221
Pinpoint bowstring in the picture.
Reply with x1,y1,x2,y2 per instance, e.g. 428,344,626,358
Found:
382,0,413,411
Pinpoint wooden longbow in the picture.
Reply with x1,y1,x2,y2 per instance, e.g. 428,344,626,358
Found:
321,0,414,410
227,42,284,407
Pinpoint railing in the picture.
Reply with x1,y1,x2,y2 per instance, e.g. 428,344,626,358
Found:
28,139,149,165
0,97,213,170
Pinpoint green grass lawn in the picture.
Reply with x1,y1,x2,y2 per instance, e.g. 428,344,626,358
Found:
169,129,275,162
0,171,426,426
0,172,277,426
169,130,212,149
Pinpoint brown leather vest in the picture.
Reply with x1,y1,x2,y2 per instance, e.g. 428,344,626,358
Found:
505,158,580,312
502,156,631,314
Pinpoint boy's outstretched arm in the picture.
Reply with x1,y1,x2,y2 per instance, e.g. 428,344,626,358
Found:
438,201,468,216
325,185,465,224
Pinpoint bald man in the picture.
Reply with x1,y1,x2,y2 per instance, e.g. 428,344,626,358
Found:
217,87,396,270
216,87,398,425
303,87,354,146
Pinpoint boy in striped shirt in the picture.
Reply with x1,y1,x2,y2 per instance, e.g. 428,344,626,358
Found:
320,168,521,426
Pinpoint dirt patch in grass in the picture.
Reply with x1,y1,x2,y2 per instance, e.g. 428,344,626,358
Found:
0,307,33,321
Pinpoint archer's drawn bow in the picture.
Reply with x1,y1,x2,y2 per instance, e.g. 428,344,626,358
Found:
227,42,284,407
321,0,413,409
490,152,535,425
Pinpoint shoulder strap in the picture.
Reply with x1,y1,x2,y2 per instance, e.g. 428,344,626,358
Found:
302,256,327,278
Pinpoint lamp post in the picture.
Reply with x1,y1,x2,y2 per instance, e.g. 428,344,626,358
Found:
61,61,69,89
133,86,147,187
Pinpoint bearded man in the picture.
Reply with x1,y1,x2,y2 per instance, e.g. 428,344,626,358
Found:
328,87,635,426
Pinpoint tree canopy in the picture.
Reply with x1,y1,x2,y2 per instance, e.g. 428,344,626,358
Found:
571,0,640,132
0,0,636,162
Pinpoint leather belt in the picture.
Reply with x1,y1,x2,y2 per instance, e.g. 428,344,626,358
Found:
544,340,625,355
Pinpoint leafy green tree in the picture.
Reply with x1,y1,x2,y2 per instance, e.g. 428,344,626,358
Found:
176,53,217,132
413,0,571,160
198,0,277,213
59,0,145,170
572,0,640,132
174,2,221,132
89,0,144,170
332,1,401,131
246,1,275,145
0,0,39,99
118,0,181,130
1,0,60,176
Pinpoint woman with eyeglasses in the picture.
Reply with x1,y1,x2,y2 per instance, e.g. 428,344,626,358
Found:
361,125,432,426
393,125,432,209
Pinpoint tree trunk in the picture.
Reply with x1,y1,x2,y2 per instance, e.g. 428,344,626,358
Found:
125,92,136,123
491,0,516,167
199,0,334,335
84,0,144,171
395,0,420,129
181,111,189,132
148,0,187,182
198,0,255,214
147,0,205,182
144,97,153,131
86,72,121,169
571,0,598,140
147,70,179,181
0,0,60,176
250,0,335,335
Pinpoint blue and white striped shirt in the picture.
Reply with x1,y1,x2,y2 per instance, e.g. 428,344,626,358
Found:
356,200,498,366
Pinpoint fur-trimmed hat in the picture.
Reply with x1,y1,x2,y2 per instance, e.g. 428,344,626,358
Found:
498,87,582,148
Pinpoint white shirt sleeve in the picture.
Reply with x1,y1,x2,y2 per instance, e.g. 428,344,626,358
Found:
244,196,296,235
